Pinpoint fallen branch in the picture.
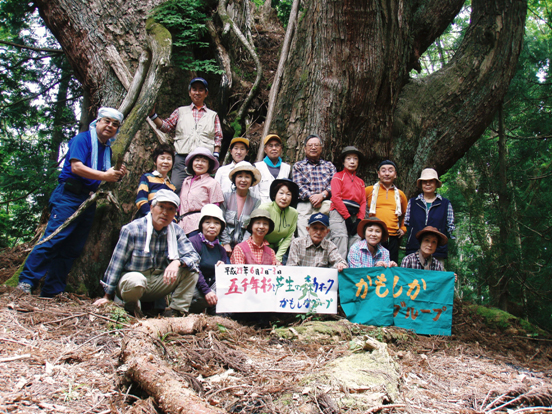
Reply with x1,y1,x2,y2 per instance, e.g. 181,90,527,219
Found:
0,354,31,363
121,314,225,413
365,403,406,413
511,408,552,413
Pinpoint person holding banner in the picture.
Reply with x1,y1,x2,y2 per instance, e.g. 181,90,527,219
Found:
329,146,366,260
401,226,446,271
287,213,347,271
188,204,230,314
230,209,280,265
259,178,299,264
348,217,398,268
220,161,262,256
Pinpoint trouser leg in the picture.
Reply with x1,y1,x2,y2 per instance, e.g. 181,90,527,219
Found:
382,236,400,263
171,154,189,194
117,272,148,307
296,201,314,238
329,210,348,260
19,185,92,293
189,282,216,313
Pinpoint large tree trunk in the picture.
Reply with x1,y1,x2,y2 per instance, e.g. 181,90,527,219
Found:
274,0,526,196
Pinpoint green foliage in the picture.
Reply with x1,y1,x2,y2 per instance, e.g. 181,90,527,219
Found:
107,306,130,330
152,0,224,74
443,0,552,331
275,0,294,27
0,2,80,247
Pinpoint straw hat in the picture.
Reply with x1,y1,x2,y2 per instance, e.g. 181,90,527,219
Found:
228,161,262,187
416,168,442,188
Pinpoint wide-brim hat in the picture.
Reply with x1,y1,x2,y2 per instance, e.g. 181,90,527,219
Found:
415,226,448,246
185,147,220,174
416,168,442,188
269,178,299,208
230,137,250,149
357,217,389,242
228,161,262,187
198,204,226,233
339,146,364,164
246,209,275,234
263,134,282,145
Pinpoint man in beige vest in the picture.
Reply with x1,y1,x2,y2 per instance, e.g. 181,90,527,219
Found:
149,78,223,193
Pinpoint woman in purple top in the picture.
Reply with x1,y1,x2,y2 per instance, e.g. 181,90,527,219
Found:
188,204,229,314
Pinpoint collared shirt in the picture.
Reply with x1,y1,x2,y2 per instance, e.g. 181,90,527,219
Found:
101,217,200,295
159,103,223,147
330,169,366,219
230,238,279,265
401,251,444,271
347,239,391,268
135,171,177,218
214,161,237,195
287,236,347,269
292,158,337,201
404,193,455,236
178,173,224,235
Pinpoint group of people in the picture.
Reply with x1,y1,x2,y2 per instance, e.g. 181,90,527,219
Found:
16,77,455,319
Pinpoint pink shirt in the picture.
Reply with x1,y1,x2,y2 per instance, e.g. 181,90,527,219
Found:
178,174,224,234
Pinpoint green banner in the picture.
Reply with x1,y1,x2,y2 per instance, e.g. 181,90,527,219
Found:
339,267,455,336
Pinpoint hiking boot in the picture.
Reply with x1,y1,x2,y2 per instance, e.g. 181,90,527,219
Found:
16,282,32,294
124,301,144,319
162,308,185,318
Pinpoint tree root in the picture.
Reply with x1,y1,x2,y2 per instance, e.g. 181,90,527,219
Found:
121,314,225,413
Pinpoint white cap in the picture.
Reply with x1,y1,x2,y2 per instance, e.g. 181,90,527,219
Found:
153,189,180,208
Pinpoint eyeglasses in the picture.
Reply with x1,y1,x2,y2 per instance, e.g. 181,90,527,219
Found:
100,118,121,128
266,143,281,148
306,143,321,148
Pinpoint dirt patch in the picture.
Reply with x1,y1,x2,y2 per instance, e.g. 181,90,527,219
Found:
0,243,32,285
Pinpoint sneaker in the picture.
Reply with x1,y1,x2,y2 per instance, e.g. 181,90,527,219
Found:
16,282,32,294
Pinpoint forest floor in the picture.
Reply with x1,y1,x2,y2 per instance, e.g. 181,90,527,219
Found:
1,279,551,413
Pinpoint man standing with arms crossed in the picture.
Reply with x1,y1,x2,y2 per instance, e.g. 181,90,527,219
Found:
292,134,336,238
365,160,407,264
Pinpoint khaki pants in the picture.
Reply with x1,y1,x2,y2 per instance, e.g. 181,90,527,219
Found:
117,267,198,313
329,210,360,261
296,200,331,238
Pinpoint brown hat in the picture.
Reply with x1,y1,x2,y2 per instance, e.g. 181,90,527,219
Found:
415,226,448,246
339,146,364,164
416,168,442,188
357,217,389,242
228,161,262,187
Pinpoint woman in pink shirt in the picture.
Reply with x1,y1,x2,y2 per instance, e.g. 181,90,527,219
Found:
329,146,367,260
178,147,224,237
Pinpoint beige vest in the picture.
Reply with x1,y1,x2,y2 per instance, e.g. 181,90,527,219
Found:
174,106,217,154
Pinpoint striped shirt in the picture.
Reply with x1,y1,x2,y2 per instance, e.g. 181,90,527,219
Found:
135,172,176,218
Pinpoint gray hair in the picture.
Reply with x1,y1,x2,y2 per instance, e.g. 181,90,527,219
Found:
304,134,324,147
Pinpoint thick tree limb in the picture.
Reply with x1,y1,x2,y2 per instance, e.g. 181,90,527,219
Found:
0,40,64,54
394,0,527,196
256,0,300,162
218,0,262,124
110,18,172,158
206,20,232,115
121,315,226,414
118,51,150,117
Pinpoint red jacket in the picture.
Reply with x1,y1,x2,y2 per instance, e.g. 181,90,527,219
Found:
330,170,366,220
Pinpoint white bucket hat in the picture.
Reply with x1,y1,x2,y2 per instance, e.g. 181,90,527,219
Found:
198,204,226,233
416,168,442,188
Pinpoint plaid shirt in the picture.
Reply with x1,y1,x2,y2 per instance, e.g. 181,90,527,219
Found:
287,236,347,269
159,104,223,147
292,158,337,201
347,239,391,268
101,217,200,295
400,251,444,271
404,193,455,236
230,238,279,265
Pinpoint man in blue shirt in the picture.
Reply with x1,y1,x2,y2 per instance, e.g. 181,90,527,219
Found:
93,190,200,317
17,107,127,297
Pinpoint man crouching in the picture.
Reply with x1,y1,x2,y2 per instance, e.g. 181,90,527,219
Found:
94,190,200,317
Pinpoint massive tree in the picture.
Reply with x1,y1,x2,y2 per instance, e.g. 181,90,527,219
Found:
28,0,526,294
273,0,527,194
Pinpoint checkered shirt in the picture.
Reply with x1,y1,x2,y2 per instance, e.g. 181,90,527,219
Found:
347,239,391,268
287,236,347,269
400,251,444,271
292,158,337,200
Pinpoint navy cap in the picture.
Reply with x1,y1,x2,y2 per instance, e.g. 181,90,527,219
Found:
308,213,329,227
188,77,208,91
377,160,397,170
